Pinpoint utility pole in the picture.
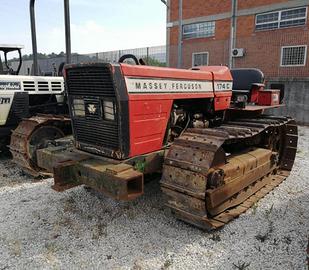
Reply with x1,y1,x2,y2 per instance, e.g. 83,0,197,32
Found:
229,0,237,69
177,0,183,68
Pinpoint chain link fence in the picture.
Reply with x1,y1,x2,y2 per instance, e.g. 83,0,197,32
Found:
11,45,166,76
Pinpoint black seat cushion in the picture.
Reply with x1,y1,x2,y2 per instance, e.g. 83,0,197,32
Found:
231,68,265,91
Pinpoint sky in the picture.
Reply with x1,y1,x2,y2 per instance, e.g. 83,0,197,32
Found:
1,0,167,55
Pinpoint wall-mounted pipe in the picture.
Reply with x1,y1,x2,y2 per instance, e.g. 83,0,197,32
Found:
229,0,237,69
177,0,183,68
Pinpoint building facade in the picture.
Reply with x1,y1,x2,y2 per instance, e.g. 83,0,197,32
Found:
167,0,309,125
167,0,309,79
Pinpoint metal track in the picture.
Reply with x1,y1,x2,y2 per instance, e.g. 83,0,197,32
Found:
160,116,298,230
9,114,71,176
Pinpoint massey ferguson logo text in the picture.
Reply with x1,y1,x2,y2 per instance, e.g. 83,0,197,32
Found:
0,97,11,104
0,81,21,90
125,78,213,93
135,81,203,91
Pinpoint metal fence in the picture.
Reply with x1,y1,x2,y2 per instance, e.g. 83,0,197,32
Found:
11,45,166,75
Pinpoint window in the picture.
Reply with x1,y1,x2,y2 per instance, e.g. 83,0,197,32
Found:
183,21,215,39
281,45,307,66
192,52,209,66
256,7,307,31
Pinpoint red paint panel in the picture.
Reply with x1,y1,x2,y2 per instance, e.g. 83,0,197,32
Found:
194,66,233,81
250,86,260,103
121,64,214,81
129,99,173,157
258,90,280,106
214,92,232,111
128,92,214,101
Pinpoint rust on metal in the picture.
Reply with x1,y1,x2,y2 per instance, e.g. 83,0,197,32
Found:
52,157,144,201
161,116,298,230
37,145,167,201
228,104,285,111
9,114,71,176
36,114,298,230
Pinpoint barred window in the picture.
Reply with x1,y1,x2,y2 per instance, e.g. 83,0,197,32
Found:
183,21,215,39
192,52,209,66
281,46,307,66
256,7,307,31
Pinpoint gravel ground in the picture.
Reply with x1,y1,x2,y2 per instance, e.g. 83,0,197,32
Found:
0,154,34,188
0,127,308,270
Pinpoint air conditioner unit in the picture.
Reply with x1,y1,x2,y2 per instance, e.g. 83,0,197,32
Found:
232,48,245,58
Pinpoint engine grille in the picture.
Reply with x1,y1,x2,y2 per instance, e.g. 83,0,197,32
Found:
66,65,120,152
74,118,119,149
66,66,115,97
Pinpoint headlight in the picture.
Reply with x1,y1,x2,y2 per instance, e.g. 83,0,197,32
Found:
103,100,115,121
72,99,85,117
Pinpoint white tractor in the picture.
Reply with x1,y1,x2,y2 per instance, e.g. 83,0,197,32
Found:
0,44,71,177
0,45,68,151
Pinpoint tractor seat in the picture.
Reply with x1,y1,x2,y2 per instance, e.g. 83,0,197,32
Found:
231,68,265,91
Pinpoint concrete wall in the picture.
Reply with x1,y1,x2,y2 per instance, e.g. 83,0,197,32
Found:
267,78,309,125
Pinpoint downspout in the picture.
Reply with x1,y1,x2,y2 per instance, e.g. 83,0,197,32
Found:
166,0,170,67
30,0,39,75
177,0,183,68
229,0,237,69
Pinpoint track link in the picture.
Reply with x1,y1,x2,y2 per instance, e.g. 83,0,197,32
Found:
9,114,71,176
160,116,298,230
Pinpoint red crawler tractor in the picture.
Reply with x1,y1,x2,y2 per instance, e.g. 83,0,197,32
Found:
37,56,297,230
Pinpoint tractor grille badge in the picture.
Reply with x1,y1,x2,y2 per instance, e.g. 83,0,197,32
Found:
88,104,97,114
84,99,101,118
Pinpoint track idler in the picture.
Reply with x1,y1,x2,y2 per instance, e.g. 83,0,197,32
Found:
9,115,71,176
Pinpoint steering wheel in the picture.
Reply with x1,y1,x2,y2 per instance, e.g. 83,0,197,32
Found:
118,54,145,65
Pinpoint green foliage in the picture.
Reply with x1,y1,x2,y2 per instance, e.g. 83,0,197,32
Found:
146,57,166,67
8,51,80,63
134,160,146,173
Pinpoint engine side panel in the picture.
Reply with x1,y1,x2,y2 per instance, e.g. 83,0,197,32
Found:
0,91,14,126
121,64,233,157
0,91,29,127
129,98,173,156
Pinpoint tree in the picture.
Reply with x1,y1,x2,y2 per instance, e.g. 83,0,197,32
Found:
146,57,166,67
